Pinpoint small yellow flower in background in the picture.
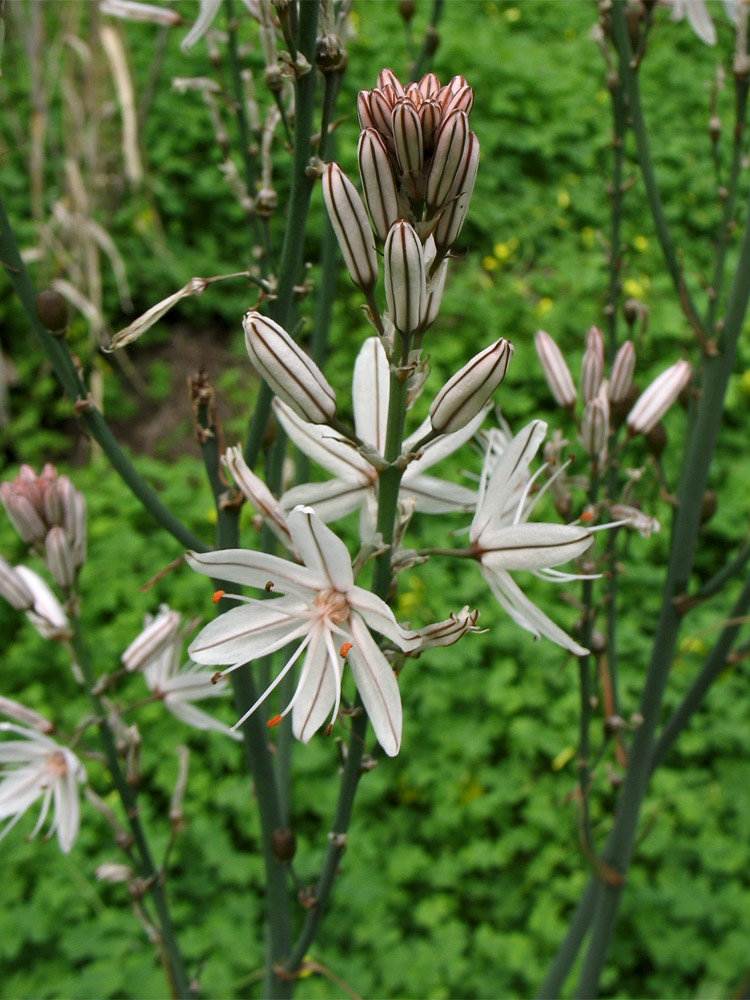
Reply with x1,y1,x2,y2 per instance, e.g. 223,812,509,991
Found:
395,575,426,620
483,255,499,271
494,242,511,260
739,369,750,396
595,89,609,104
623,278,647,298
557,189,571,210
680,635,709,657
581,226,595,249
206,507,217,525
552,745,576,771
633,235,649,253
505,6,521,22
535,297,553,317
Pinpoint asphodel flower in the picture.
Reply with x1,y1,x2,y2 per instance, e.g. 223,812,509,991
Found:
276,337,481,522
0,721,86,853
469,420,593,655
187,506,420,755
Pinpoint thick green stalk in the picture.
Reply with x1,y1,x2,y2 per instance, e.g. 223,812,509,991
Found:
70,624,192,999
0,194,208,553
195,397,292,1000
243,0,320,470
536,877,600,998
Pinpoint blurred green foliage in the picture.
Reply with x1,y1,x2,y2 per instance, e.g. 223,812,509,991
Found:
1,1,750,998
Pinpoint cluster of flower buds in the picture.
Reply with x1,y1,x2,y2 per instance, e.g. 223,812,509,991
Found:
322,69,479,341
535,326,691,458
0,465,86,589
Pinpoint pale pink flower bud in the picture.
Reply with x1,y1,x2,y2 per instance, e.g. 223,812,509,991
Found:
579,396,609,459
442,84,474,118
358,129,401,243
429,338,514,434
535,330,577,408
58,477,87,568
392,99,424,178
581,342,604,403
425,110,469,213
448,74,469,93
377,68,405,97
100,1,183,26
419,99,442,154
410,606,481,650
368,88,395,138
585,325,604,359
0,487,47,545
15,565,71,640
243,312,337,424
609,341,636,404
357,90,375,131
121,605,181,673
384,221,426,336
626,359,691,436
0,555,34,610
418,72,440,99
45,526,76,589
223,444,293,552
405,81,423,106
434,131,479,256
322,163,378,293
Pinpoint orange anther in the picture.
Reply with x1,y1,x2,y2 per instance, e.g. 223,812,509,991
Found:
212,589,225,603
324,723,333,736
267,714,283,728
339,642,352,657
580,511,593,523
211,671,223,685
265,580,275,592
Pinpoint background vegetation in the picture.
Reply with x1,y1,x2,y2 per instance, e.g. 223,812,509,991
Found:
1,1,749,997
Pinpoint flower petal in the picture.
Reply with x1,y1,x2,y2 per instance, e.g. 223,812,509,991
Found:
273,399,372,482
479,522,592,572
279,479,371,522
288,507,354,593
185,548,324,595
347,585,420,650
353,337,390,454
402,401,491,474
400,475,476,514
292,627,337,744
472,419,547,541
480,565,588,655
188,598,309,665
347,614,402,756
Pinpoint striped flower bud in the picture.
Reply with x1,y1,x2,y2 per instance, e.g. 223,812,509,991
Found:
377,68,405,96
384,222,426,336
358,129,401,243
243,312,337,424
322,163,378,293
418,72,440,99
443,83,474,118
357,90,375,131
581,337,604,403
15,565,71,640
223,444,293,552
626,359,691,436
419,99,442,154
609,340,636,404
579,395,609,459
421,258,449,331
425,110,469,214
121,605,181,673
45,526,76,589
0,555,34,611
392,99,424,178
434,131,479,256
429,338,513,434
0,488,46,545
535,330,577,409
58,477,87,569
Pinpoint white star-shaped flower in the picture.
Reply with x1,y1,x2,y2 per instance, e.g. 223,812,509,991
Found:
186,506,420,756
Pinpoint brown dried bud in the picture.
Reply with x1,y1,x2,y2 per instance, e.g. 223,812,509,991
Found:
399,0,416,22
271,827,297,863
36,290,69,334
316,33,347,74
700,489,717,524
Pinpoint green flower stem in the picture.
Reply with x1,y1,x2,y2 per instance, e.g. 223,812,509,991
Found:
285,346,412,978
411,0,445,82
536,877,600,999
574,109,750,1000
70,623,192,999
317,71,342,165
686,538,750,606
0,193,208,553
610,3,705,339
650,572,750,773
195,395,292,1000
243,0,320,470
706,75,749,333
606,71,627,360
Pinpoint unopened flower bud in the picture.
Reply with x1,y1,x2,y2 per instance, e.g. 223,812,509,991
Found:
243,312,337,424
15,565,71,640
626,359,691,436
36,289,69,333
122,606,181,673
442,83,474,118
322,163,378,293
57,477,87,568
418,72,440,99
0,487,46,546
270,826,297,863
392,99,424,178
399,0,416,22
0,555,34,610
609,341,636,405
579,397,609,459
224,444,292,550
315,32,347,74
419,99,442,154
434,131,479,255
45,526,76,589
429,338,513,434
425,110,469,214
377,68,405,97
384,221,426,336
581,341,604,404
535,330,577,409
358,129,401,243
